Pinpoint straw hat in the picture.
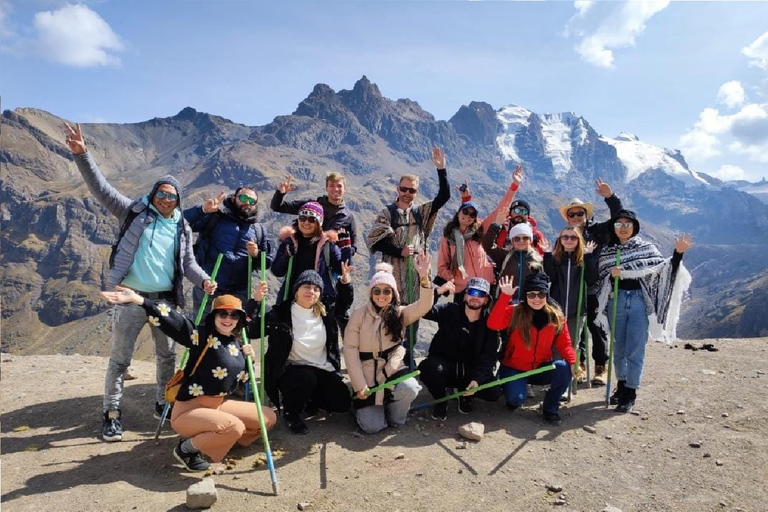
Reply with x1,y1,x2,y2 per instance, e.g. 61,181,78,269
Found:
559,199,593,222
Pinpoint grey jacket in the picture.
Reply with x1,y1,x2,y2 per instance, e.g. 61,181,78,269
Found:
74,152,209,307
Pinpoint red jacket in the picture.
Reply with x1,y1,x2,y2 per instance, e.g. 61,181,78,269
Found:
487,293,575,371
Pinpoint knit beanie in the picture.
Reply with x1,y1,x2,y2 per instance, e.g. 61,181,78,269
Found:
298,201,324,224
150,175,183,207
508,222,533,240
291,269,324,297
523,272,550,295
509,199,530,214
369,262,400,302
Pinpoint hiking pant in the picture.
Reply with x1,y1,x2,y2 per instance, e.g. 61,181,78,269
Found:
171,395,276,463
355,378,421,434
587,294,609,366
103,301,176,412
499,360,572,414
609,289,649,390
278,365,352,416
418,355,501,402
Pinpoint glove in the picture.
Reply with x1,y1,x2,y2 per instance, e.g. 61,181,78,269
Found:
337,231,351,248
285,237,296,257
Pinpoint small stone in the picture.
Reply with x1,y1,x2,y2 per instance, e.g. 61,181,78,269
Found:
605,435,613,440
758,370,765,375
602,507,623,512
415,472,423,477
395,453,405,460
704,415,713,419
546,483,563,493
554,498,567,506
583,426,597,434
298,501,312,511
703,453,711,458
716,460,724,466
630,410,641,416
351,432,362,438
722,412,729,418
186,478,217,509
458,422,485,441
456,442,468,450
677,410,685,415
689,441,702,448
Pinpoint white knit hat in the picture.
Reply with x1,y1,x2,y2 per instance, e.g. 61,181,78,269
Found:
369,262,400,302
509,222,533,240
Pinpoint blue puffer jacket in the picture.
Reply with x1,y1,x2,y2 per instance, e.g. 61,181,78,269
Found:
184,199,273,294
74,152,209,307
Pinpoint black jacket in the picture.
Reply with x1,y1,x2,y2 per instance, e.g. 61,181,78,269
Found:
543,251,598,319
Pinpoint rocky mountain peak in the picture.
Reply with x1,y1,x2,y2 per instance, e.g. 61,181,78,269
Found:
449,101,499,147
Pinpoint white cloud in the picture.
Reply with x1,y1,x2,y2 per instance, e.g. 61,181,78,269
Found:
679,126,721,160
743,31,768,71
709,164,747,182
0,0,14,39
717,81,745,109
566,0,670,69
33,4,123,67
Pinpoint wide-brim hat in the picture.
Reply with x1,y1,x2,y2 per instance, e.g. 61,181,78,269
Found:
211,294,245,313
611,209,640,237
559,199,593,222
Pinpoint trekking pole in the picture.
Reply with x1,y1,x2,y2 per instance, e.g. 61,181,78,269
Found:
411,364,556,411
259,252,267,403
605,249,621,407
154,253,223,439
568,264,587,402
242,330,280,496
406,242,415,371
352,370,420,399
282,256,294,302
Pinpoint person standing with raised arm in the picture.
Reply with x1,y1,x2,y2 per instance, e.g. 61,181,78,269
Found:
64,122,215,442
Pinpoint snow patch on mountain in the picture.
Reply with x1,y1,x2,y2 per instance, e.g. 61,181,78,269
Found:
538,112,588,178
496,105,531,162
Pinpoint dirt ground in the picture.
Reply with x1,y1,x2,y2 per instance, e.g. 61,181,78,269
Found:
1,338,767,512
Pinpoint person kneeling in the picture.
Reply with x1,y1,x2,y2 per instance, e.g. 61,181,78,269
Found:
419,277,501,420
487,273,576,426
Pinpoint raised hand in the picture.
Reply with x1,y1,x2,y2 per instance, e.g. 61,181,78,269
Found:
203,192,226,214
495,203,510,226
277,175,297,194
253,280,269,302
512,165,523,185
64,122,87,155
100,285,142,305
340,260,355,284
584,240,597,254
675,233,694,253
595,178,613,198
455,180,470,200
431,147,446,169
498,275,518,297
414,250,432,278
539,238,552,254
437,280,455,296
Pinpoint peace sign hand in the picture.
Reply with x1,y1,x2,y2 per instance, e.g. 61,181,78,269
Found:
595,178,613,198
340,260,355,284
278,175,297,194
64,122,87,155
203,192,226,214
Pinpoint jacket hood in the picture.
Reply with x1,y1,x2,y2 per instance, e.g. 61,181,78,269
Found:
148,175,183,209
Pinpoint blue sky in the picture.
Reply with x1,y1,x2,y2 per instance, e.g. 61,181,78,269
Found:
2,1,768,182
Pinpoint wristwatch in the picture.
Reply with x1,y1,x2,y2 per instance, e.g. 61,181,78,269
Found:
420,277,431,288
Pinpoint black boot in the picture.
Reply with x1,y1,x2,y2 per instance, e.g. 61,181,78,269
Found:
609,380,626,405
284,411,309,435
615,387,636,414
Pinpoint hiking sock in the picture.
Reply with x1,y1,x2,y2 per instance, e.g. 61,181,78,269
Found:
180,438,198,454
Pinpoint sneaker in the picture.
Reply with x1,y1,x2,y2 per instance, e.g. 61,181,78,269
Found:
431,402,448,421
615,388,636,414
592,365,607,386
609,381,625,405
102,409,123,442
173,440,211,472
154,402,173,420
285,412,309,435
543,412,562,426
458,396,473,414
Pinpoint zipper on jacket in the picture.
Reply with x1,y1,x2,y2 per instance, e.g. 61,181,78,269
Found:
565,257,571,318
517,252,524,302
531,328,541,371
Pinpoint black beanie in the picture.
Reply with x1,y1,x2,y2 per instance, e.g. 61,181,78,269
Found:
509,199,531,214
523,272,550,294
292,270,324,297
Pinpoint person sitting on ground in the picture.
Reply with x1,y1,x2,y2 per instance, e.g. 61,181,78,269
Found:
487,273,576,426
99,288,276,472
596,210,693,414
419,277,501,421
343,253,434,434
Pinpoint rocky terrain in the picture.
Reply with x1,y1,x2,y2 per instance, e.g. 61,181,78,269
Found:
2,338,767,511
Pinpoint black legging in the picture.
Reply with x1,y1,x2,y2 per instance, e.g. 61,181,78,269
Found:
278,365,351,416
418,355,501,402
587,294,609,366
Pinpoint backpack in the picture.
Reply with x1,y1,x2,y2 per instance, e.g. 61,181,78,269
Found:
109,205,143,269
192,214,223,257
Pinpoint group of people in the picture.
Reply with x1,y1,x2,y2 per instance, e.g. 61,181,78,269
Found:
64,122,692,473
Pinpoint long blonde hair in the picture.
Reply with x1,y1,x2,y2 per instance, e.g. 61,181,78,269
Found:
552,226,585,266
509,300,565,348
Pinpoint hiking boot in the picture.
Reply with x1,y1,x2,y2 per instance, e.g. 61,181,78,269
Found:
577,363,588,383
102,409,123,442
285,412,309,435
154,402,173,420
615,388,637,414
609,381,625,405
592,365,607,386
506,403,520,412
304,400,320,417
173,439,210,472
458,396,473,414
431,402,448,421
543,412,562,426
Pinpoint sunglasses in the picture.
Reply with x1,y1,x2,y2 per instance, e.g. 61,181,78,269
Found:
215,310,242,319
155,190,179,201
614,221,633,229
466,288,487,298
511,207,529,215
371,287,393,296
560,235,579,242
513,236,531,243
298,215,318,223
237,194,257,205
399,186,418,195
567,210,586,218
460,209,478,218
526,291,547,300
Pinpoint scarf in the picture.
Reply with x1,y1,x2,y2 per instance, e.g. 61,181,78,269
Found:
447,227,477,279
596,237,691,344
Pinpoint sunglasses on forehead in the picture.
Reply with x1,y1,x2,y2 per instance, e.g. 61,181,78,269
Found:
399,186,418,194
155,190,178,201
567,210,586,218
237,194,257,205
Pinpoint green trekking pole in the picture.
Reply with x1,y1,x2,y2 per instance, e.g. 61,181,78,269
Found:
241,330,279,495
568,264,587,401
283,256,294,302
406,244,415,371
605,249,621,407
352,370,421,399
259,252,267,403
154,253,223,439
